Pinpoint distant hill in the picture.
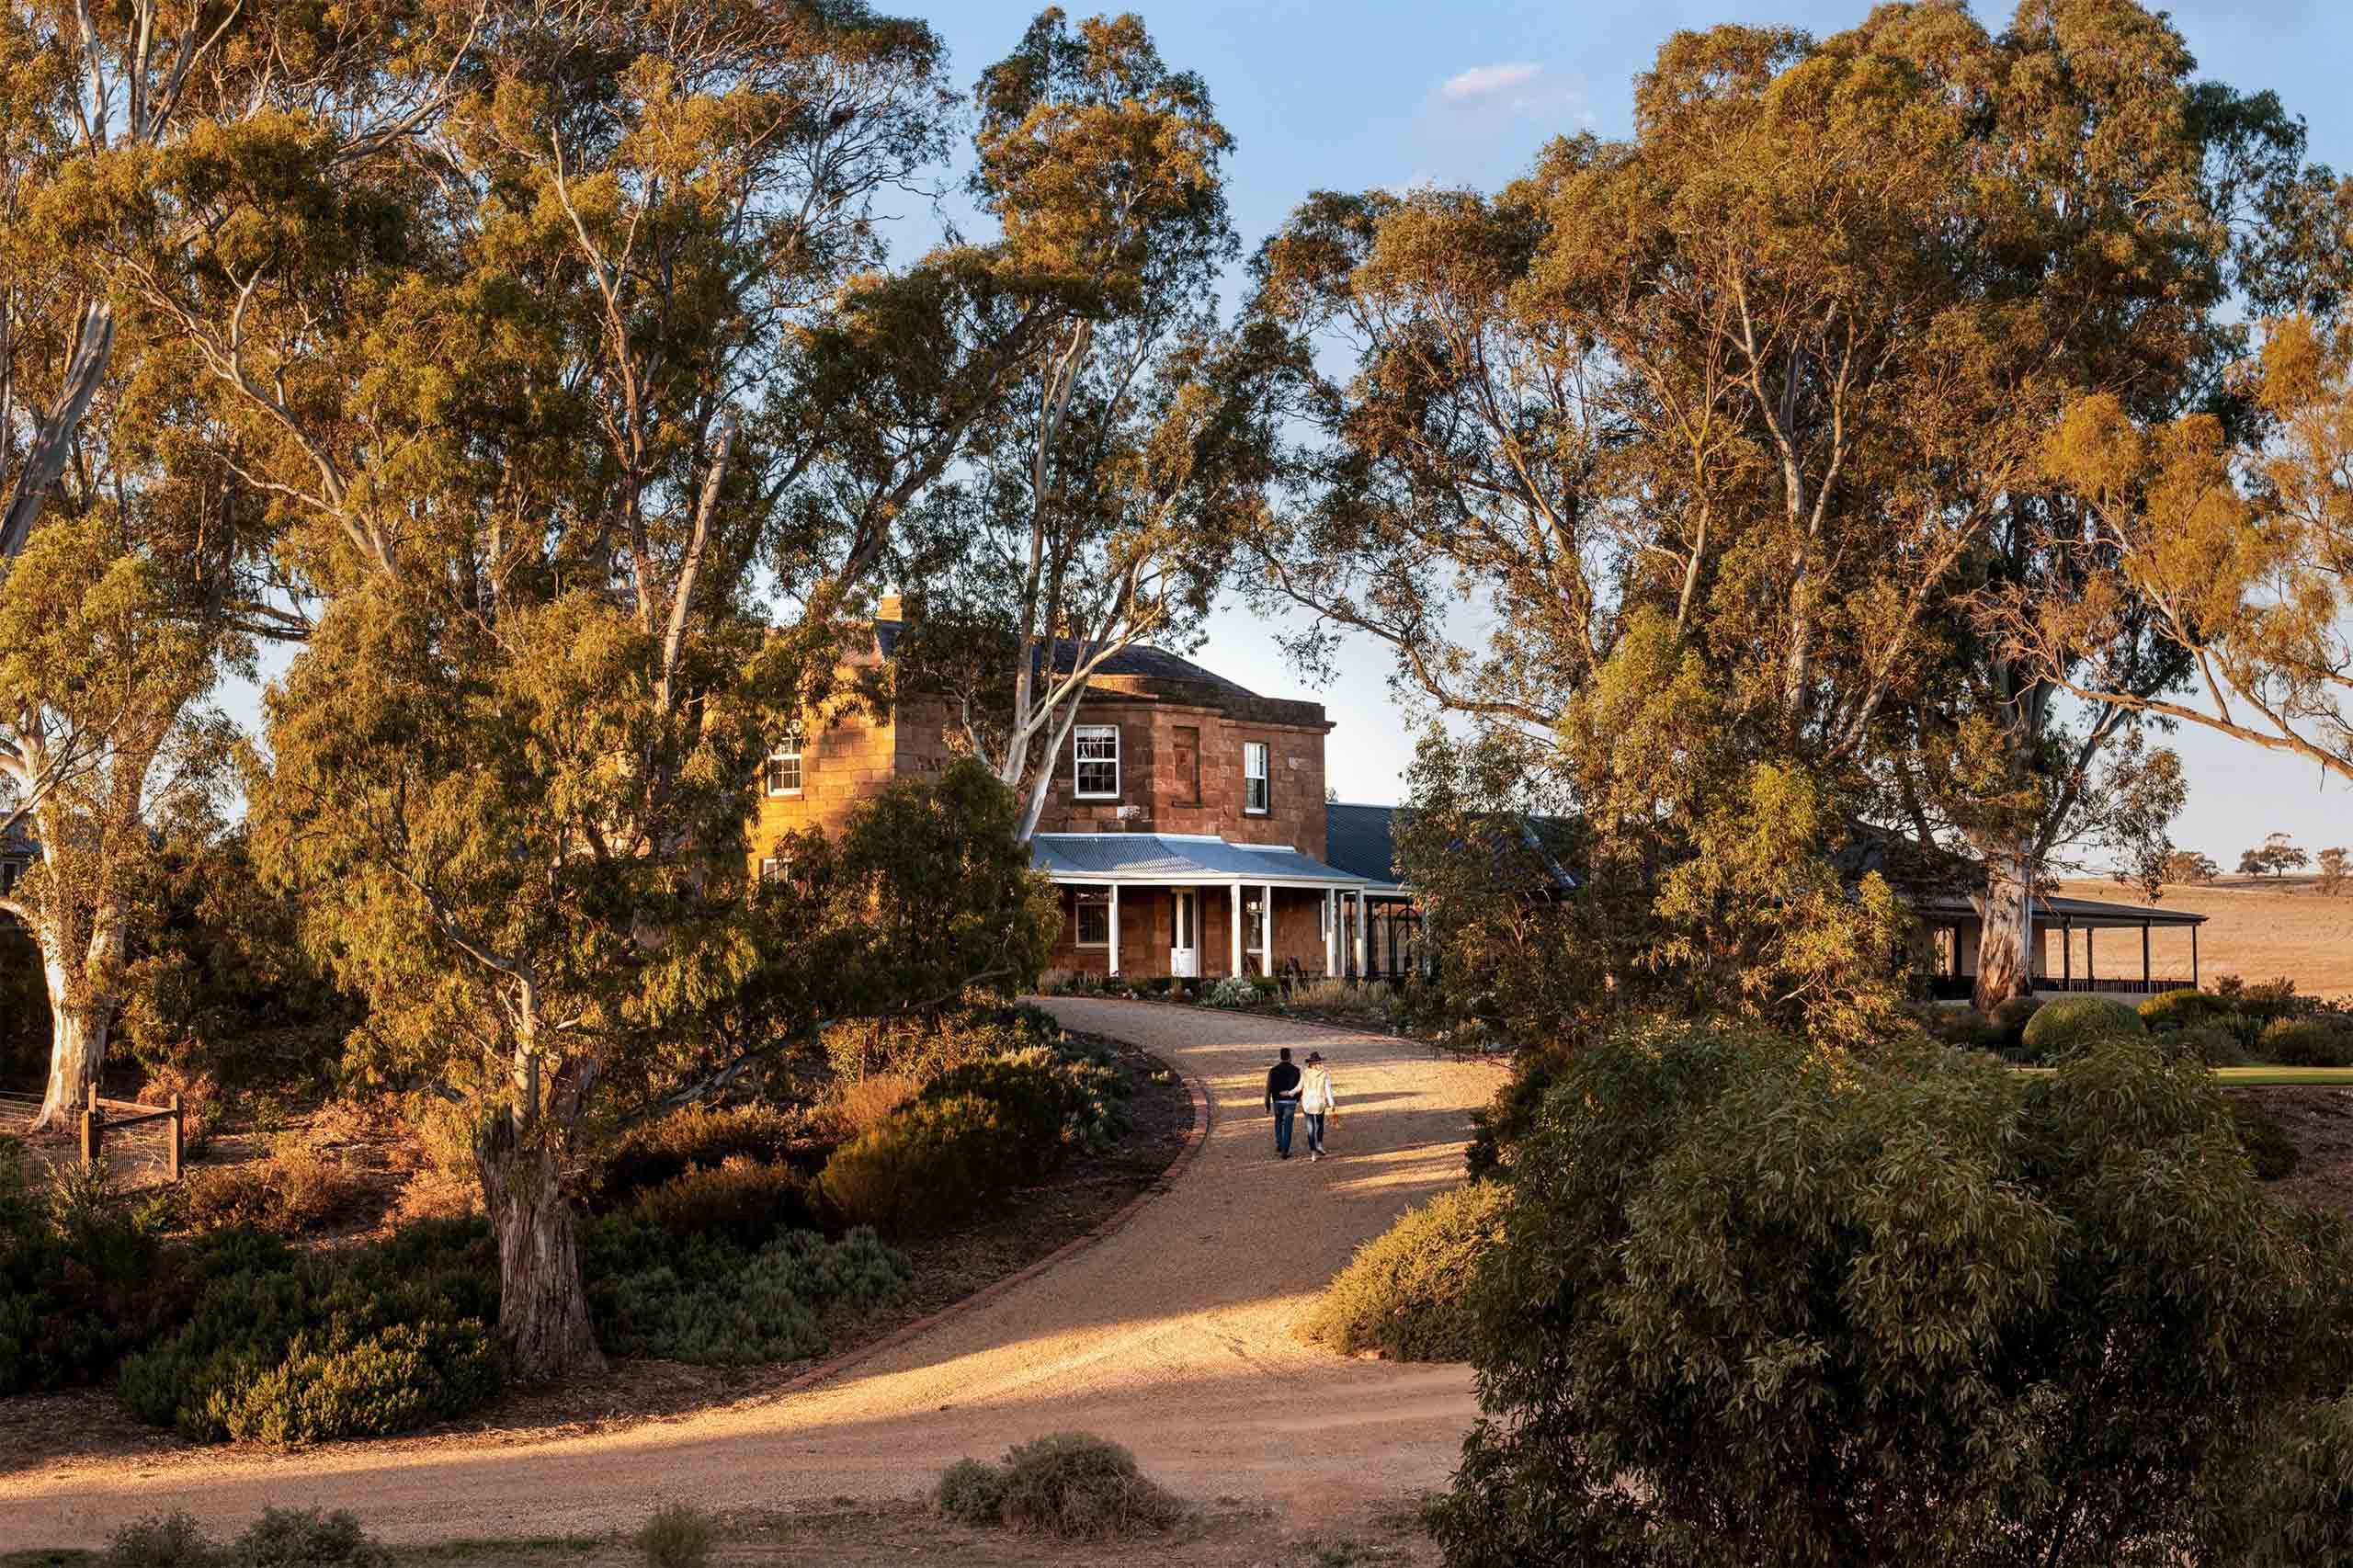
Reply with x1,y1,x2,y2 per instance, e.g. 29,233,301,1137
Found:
2052,877,2353,1000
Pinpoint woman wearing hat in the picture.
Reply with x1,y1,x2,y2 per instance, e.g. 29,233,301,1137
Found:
1299,1051,1337,1161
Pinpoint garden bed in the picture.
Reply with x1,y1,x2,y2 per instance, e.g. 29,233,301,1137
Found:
0,1037,1194,1477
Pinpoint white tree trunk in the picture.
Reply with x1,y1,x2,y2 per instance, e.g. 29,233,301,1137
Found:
1972,850,2036,1013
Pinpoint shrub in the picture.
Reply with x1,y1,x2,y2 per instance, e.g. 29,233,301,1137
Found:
2016,994,2145,1060
633,1503,714,1568
2261,1017,2353,1068
2218,974,2303,1023
117,1221,500,1444
0,1142,188,1395
1301,1182,1506,1361
1465,1045,1570,1181
936,1457,1011,1526
918,1059,1077,1183
823,1014,1009,1087
180,1144,365,1237
835,1072,922,1136
1426,1021,2353,1568
631,1156,816,1249
592,1226,909,1365
226,1507,389,1568
1985,994,2043,1047
2141,987,2233,1032
2231,1102,2301,1181
597,1104,826,1205
108,1511,217,1567
2174,1023,2247,1067
817,1093,1024,1236
1203,976,1257,1009
996,1432,1185,1538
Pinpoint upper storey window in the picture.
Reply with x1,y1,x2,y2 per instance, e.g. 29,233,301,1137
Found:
1244,741,1269,814
1074,724,1120,799
764,729,803,797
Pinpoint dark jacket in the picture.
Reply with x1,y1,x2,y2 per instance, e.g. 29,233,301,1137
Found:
1265,1062,1302,1108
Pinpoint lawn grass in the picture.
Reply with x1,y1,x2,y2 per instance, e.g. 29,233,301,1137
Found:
2008,1064,2353,1085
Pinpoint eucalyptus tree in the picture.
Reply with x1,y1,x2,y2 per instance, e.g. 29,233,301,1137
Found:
890,9,1274,841
114,0,1079,1380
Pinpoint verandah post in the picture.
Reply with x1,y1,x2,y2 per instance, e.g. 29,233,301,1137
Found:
1230,881,1243,976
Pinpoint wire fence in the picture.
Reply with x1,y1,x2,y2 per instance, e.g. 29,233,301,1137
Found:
0,1085,182,1189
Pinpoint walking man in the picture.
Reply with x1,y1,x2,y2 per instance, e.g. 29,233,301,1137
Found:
1265,1046,1303,1159
1300,1051,1336,1161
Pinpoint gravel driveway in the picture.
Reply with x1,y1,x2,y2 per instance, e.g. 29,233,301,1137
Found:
0,1000,1499,1549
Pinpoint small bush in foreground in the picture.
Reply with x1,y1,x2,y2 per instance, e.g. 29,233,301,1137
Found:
936,1457,1012,1525
2017,993,2144,1060
947,1432,1184,1539
108,1510,216,1567
633,1503,715,1568
1985,994,2043,1047
817,1093,1023,1235
226,1506,389,1567
591,1226,909,1365
1428,1021,2353,1568
1301,1181,1506,1361
2262,1017,2353,1068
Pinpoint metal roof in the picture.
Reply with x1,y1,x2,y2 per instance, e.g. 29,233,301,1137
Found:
1324,802,1404,888
1911,891,2208,927
1030,833,1370,887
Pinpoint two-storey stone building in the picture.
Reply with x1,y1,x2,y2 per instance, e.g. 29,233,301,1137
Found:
749,599,1381,981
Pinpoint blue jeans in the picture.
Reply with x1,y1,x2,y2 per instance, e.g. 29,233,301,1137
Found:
1302,1111,1326,1155
1272,1100,1297,1154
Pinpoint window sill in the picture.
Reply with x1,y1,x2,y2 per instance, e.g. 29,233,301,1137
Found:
766,790,803,800
1074,793,1121,802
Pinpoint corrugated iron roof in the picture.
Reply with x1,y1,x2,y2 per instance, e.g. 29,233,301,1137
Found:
1030,833,1370,886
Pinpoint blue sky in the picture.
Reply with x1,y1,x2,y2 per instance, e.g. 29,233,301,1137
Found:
905,0,2353,867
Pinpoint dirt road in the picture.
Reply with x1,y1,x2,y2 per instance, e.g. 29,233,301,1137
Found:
1,1001,1499,1550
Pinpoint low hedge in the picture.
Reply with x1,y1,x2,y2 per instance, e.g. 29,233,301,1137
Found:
117,1218,501,1444
2141,988,2234,1033
817,1093,1026,1236
2018,995,2145,1061
1986,995,2043,1050
591,1225,909,1365
1300,1181,1507,1361
2261,1017,2353,1068
630,1155,818,1249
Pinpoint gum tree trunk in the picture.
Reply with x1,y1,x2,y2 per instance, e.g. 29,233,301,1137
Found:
31,915,119,1129
476,1116,603,1383
1972,850,2036,1013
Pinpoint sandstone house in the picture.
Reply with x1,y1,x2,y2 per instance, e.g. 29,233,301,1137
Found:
748,600,1416,982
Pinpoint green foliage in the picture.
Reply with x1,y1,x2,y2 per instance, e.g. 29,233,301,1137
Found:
631,1504,714,1568
106,1511,216,1568
589,1225,908,1366
225,1507,390,1568
1916,1006,1999,1052
2231,1102,2301,1180
2017,994,2146,1060
629,1157,816,1251
0,1142,189,1395
117,1221,500,1444
1429,1021,2353,1566
817,1093,1025,1237
2142,987,2233,1032
595,1105,828,1208
2261,1017,2353,1068
1203,976,1257,1008
1464,1046,1568,1182
1985,994,2043,1048
178,1146,364,1237
1301,1182,1506,1362
944,1433,1186,1539
2175,1023,2248,1067
937,1457,1012,1526
917,1060,1075,1184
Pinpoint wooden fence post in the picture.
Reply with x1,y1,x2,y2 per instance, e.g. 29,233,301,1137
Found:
167,1092,184,1182
79,1084,100,1173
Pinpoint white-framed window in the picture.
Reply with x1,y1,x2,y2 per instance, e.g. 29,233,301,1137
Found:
1244,741,1269,814
1074,724,1120,799
757,857,785,883
764,729,803,797
1245,893,1267,953
1074,889,1112,947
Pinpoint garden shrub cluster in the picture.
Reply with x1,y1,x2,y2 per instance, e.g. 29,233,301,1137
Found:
629,1155,818,1249
1427,1018,2353,1567
118,1217,501,1444
2132,983,2353,1067
1,1144,195,1395
587,1220,909,1365
2263,1017,2353,1068
936,1432,1185,1539
1301,1180,1506,1361
178,1142,365,1236
108,1506,390,1568
2016,994,2144,1060
595,1103,831,1206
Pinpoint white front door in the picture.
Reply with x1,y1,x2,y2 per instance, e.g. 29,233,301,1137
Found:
1170,891,1199,979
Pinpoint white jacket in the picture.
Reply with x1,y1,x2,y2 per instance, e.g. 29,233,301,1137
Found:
1299,1066,1336,1114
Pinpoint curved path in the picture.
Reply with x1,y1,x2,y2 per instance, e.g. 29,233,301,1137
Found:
0,1001,1498,1549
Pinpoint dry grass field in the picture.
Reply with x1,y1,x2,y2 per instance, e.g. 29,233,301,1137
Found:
2052,876,2353,999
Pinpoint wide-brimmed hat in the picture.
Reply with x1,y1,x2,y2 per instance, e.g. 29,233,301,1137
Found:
1305,1051,1324,1063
